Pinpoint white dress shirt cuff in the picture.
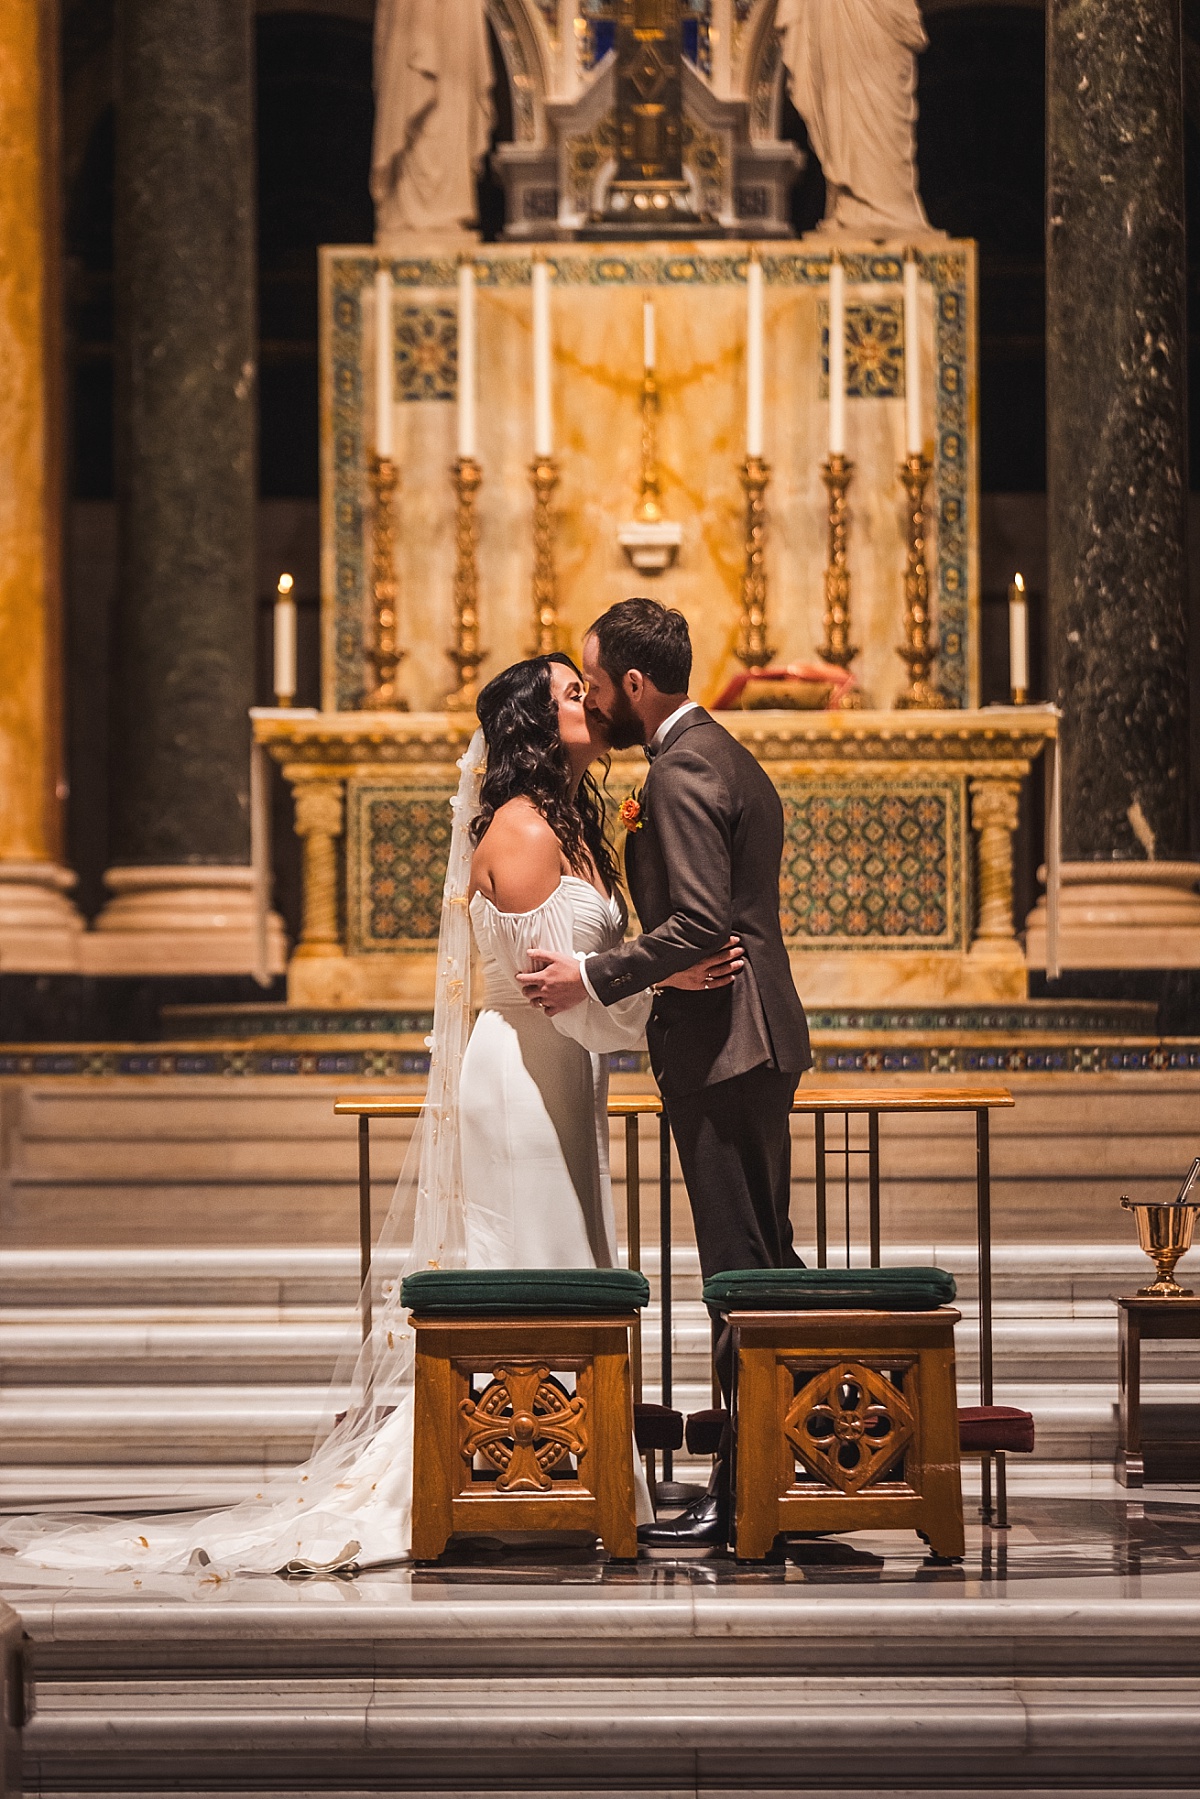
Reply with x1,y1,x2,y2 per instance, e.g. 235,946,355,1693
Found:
576,952,602,1004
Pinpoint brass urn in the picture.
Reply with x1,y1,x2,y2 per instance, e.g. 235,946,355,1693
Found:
1121,1194,1199,1297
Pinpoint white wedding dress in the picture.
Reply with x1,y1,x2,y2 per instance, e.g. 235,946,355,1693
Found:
463,876,651,1269
1,770,653,1580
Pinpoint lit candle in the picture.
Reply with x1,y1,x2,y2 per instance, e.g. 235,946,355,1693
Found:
374,267,394,460
903,250,922,456
1009,572,1029,701
457,259,477,460
532,257,553,459
828,251,846,457
746,253,764,458
274,573,296,706
643,298,656,373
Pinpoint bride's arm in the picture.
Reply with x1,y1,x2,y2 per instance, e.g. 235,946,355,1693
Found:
485,885,651,1052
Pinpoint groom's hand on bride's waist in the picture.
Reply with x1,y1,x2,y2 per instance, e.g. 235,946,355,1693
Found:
518,949,588,1016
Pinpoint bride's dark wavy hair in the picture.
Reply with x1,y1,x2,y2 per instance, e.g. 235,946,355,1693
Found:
471,652,620,894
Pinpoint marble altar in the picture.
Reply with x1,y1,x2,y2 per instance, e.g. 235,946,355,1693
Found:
254,704,1056,1010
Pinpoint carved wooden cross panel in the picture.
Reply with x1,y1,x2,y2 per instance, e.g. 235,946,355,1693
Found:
459,1361,588,1492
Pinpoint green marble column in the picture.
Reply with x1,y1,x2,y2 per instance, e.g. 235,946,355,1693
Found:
91,0,281,972
111,0,255,869
1046,0,1191,861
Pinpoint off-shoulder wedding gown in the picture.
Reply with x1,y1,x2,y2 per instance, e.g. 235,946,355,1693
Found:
463,875,650,1268
1,874,652,1579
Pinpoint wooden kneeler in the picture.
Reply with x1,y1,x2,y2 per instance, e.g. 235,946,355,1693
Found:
401,1268,649,1563
705,1268,966,1562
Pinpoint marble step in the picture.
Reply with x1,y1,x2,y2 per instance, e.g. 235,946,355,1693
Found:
0,1243,1162,1307
5,1302,1198,1387
0,1459,1170,1515
10,1582,1200,1791
2,1379,1194,1472
17,1676,1200,1790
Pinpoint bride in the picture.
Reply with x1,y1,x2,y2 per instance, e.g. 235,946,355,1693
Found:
0,653,738,1578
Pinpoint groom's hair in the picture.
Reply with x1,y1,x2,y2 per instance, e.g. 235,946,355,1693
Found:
588,597,692,694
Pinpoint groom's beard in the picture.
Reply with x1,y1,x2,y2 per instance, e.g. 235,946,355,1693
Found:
587,689,644,751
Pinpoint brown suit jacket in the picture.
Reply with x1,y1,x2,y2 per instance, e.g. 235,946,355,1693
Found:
587,708,811,1096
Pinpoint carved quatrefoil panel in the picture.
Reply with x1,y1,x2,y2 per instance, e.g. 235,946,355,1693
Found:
459,1362,588,1492
783,1361,915,1495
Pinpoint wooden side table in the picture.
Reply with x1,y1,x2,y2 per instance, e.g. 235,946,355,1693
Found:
1116,1296,1200,1487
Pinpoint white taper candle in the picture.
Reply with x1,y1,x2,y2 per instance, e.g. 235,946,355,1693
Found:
903,252,922,456
828,252,846,457
643,298,656,373
274,573,296,704
457,260,477,460
746,254,764,458
1009,573,1029,699
532,257,553,458
374,267,394,459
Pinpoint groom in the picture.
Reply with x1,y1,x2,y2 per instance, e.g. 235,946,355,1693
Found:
519,597,812,1546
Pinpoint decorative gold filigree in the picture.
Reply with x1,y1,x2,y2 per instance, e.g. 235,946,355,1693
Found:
737,455,774,669
446,456,485,712
818,454,865,709
460,1361,587,1492
895,453,948,710
365,454,407,710
783,1361,914,1495
529,457,561,655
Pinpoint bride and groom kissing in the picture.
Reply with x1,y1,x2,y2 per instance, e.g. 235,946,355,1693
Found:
477,595,812,1547
1,596,810,1577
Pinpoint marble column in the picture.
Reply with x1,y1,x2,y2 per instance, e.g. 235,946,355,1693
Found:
1038,0,1199,966
89,0,283,974
0,0,84,970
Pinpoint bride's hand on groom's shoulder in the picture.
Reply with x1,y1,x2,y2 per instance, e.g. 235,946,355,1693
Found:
657,936,745,993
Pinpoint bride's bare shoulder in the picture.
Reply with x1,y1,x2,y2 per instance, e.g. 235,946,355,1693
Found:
469,799,566,912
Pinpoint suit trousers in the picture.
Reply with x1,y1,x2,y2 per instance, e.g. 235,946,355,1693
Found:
664,1063,802,1402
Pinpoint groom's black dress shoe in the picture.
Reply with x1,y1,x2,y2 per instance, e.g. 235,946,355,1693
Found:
638,1489,729,1549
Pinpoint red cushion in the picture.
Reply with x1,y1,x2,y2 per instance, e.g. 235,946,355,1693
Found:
634,1402,683,1452
958,1405,1035,1454
685,1407,729,1457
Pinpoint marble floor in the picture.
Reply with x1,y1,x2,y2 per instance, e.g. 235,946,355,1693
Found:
4,1486,1200,1794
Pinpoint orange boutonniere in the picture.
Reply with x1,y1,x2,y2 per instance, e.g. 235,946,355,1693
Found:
619,790,645,833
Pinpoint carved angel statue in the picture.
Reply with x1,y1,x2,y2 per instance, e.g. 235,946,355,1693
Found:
372,0,495,239
777,0,932,237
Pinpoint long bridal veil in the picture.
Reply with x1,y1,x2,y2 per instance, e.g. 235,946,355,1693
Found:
0,732,487,1578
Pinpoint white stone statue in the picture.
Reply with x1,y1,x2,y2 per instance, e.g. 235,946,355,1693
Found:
777,0,931,237
372,0,495,240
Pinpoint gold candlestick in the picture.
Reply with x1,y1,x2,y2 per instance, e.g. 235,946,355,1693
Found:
736,455,774,669
446,456,485,712
638,371,662,523
365,453,406,709
529,455,561,656
895,452,948,709
818,453,864,709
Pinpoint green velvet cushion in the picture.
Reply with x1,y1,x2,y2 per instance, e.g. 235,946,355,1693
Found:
702,1266,956,1312
400,1267,651,1317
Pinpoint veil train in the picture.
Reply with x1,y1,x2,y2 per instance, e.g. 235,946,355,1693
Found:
0,732,487,1579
